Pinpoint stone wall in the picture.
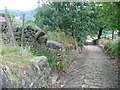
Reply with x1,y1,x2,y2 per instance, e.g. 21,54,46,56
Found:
0,23,82,88
67,47,81,65
1,24,47,47
0,56,51,88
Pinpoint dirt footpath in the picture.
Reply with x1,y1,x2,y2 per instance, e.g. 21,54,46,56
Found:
51,45,118,88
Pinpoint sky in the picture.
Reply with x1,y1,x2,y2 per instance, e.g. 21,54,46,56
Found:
0,0,47,11
0,0,119,10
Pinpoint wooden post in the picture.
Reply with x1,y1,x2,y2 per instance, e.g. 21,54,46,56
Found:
4,14,16,46
21,14,25,46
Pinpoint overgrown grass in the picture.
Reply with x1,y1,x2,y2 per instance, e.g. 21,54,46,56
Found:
46,31,77,46
0,44,33,87
0,45,22,55
0,44,34,66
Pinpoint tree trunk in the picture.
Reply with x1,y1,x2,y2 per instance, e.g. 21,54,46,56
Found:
112,31,114,40
118,30,120,37
21,14,25,46
98,27,103,39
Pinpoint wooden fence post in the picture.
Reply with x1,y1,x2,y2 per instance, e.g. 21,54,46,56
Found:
21,14,25,46
4,14,16,46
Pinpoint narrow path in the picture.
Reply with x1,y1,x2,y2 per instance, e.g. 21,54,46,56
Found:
59,45,118,88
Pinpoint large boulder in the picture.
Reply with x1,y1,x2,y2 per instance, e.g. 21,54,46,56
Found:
27,56,51,87
37,35,47,44
30,56,48,68
46,40,62,49
35,28,46,45
35,29,45,39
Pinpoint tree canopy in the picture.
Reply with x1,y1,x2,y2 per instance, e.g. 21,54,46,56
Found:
34,2,120,45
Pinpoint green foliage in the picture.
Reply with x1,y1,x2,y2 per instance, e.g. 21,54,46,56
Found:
25,20,36,27
98,2,119,30
34,2,120,45
34,2,100,45
104,39,120,59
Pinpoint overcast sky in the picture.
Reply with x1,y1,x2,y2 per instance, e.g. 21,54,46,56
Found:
0,0,47,10
1,0,119,10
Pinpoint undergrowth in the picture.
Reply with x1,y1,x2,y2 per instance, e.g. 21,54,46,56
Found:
0,44,34,67
104,39,120,60
46,31,77,46
30,45,70,71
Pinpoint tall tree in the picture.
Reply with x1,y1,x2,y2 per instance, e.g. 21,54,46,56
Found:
34,2,120,45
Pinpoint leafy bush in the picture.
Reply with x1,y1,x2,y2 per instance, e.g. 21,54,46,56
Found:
104,39,120,60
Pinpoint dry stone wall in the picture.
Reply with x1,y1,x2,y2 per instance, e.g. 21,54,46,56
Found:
0,56,51,88
0,23,82,88
1,24,47,47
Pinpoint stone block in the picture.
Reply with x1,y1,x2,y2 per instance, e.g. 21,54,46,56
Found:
46,40,62,49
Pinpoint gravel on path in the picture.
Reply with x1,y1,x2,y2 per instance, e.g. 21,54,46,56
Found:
57,45,118,88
